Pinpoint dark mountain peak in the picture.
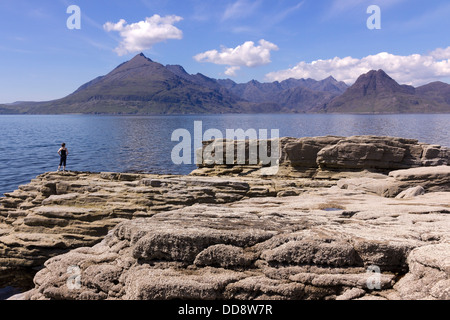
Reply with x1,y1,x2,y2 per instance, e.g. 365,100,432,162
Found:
350,69,414,96
319,69,450,113
134,52,153,61
249,79,261,85
361,69,391,81
105,53,157,78
124,53,154,65
363,69,387,77
107,52,168,80
372,69,387,75
166,64,189,77
323,75,337,82
313,76,348,94
165,65,229,93
279,78,301,88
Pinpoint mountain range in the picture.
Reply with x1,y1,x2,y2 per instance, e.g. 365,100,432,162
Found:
320,69,450,113
1,53,450,114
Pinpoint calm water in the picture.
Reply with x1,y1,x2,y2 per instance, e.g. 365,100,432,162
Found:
0,113,449,196
0,113,450,299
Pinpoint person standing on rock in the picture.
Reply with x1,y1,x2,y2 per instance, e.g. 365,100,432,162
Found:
57,143,69,172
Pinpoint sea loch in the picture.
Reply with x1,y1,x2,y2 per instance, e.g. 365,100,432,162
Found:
0,113,449,196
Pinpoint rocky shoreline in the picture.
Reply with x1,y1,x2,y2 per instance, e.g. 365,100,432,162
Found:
1,136,449,300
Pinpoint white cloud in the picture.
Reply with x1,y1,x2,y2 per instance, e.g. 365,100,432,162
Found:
103,15,183,56
430,47,450,60
225,66,241,77
194,39,279,77
265,47,450,86
222,0,262,21
270,1,304,25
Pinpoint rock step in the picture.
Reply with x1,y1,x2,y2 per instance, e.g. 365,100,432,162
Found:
18,188,450,300
193,136,449,178
0,171,332,271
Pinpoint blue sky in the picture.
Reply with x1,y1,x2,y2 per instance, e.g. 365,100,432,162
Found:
1,0,449,103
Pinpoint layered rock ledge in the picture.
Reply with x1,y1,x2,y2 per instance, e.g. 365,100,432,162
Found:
2,172,313,271
0,136,448,300
192,135,449,179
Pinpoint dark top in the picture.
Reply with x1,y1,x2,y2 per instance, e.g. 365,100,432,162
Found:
60,148,67,157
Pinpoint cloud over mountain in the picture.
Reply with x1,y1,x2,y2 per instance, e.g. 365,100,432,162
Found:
266,47,450,86
194,39,279,77
103,15,183,56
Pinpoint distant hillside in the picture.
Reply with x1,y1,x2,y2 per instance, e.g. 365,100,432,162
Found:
2,55,450,115
216,76,347,111
6,53,344,115
10,54,253,114
165,65,347,112
0,105,16,114
416,81,450,106
217,76,347,100
319,70,450,113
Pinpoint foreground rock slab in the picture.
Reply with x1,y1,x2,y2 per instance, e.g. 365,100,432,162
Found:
19,188,450,300
0,171,333,272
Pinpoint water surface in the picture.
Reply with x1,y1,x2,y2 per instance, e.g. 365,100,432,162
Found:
0,113,449,195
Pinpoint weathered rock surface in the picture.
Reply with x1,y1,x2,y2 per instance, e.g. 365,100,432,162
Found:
391,244,450,300
192,136,449,178
396,186,425,199
1,135,449,300
18,188,449,300
337,165,450,197
1,171,331,271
